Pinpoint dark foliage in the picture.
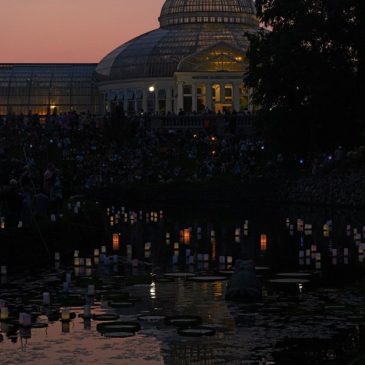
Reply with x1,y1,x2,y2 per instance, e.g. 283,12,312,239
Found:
246,0,365,153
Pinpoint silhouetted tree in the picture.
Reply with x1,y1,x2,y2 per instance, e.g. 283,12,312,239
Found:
246,0,365,153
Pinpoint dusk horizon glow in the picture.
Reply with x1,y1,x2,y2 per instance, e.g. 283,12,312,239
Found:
1,0,165,63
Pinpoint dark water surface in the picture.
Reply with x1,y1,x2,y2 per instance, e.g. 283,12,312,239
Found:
1,203,365,364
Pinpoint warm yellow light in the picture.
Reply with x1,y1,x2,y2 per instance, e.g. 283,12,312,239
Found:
148,86,155,92
183,229,190,245
211,239,216,260
261,234,267,252
113,233,120,251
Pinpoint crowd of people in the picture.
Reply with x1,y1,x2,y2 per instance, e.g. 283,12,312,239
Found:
0,111,365,225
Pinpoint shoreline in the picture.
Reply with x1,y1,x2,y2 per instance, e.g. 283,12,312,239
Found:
84,175,365,210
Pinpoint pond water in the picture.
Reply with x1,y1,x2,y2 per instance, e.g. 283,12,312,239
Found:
1,203,365,364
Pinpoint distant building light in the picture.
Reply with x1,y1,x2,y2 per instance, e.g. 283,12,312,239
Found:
148,86,155,93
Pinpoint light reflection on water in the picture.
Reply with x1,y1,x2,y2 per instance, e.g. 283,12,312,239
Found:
1,205,365,364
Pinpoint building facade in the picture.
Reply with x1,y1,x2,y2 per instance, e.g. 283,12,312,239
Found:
0,0,259,117
0,63,98,116
96,0,259,115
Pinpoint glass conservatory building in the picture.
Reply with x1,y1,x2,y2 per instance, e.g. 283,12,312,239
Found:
96,0,259,114
0,64,98,116
0,0,259,116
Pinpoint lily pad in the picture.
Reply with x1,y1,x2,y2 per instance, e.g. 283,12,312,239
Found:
138,315,166,322
189,276,228,282
164,272,196,278
96,321,141,333
103,331,135,338
166,316,202,327
276,273,311,277
108,301,134,308
269,278,310,284
93,314,120,321
32,323,48,329
178,326,216,337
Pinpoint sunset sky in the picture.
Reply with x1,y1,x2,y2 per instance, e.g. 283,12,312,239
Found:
0,0,166,63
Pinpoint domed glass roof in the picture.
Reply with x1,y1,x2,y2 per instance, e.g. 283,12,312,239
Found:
96,0,258,82
160,0,256,27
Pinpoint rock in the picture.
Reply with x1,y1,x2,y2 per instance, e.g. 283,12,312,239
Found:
225,260,262,301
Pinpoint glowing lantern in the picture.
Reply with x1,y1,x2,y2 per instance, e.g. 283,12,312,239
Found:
183,229,191,245
113,234,120,251
61,307,70,322
323,224,330,237
1,307,9,320
260,234,267,252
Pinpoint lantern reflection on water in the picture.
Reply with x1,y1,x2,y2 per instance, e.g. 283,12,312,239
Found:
211,239,216,260
260,234,267,252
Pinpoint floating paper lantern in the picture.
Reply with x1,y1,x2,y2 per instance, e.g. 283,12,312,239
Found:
315,253,321,269
61,307,70,322
323,224,330,237
183,229,190,245
112,234,120,251
260,234,267,252
1,307,9,320
43,292,51,306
